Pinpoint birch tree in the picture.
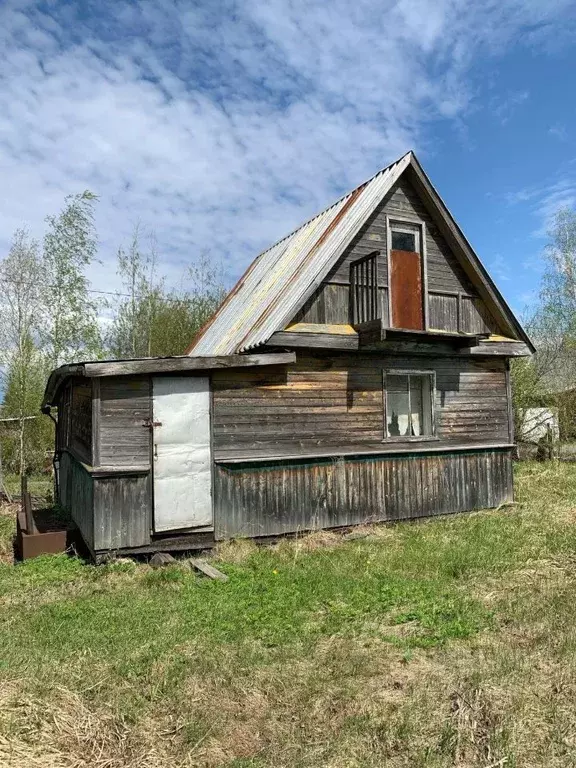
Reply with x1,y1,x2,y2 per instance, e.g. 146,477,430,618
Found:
1,336,51,474
540,206,576,339
512,207,576,442
107,225,162,358
40,190,101,367
107,227,224,358
0,230,45,474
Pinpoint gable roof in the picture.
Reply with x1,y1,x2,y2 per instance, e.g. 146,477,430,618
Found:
187,151,534,356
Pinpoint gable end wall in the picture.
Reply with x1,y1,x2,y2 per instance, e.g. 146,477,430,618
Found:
292,176,503,335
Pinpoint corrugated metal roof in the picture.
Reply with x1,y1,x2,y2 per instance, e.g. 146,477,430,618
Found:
188,152,412,356
188,150,534,356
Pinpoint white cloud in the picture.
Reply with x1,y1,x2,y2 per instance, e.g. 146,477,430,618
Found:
490,89,530,125
0,0,574,300
487,253,511,282
508,178,576,237
549,123,568,141
534,182,576,236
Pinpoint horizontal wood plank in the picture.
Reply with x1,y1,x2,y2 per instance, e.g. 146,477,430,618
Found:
98,376,151,468
268,332,359,350
84,352,296,378
212,351,512,455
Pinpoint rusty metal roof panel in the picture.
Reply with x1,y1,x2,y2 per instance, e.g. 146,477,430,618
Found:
188,152,412,356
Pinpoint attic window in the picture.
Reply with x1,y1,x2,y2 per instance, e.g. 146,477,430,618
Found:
384,371,435,439
391,230,417,252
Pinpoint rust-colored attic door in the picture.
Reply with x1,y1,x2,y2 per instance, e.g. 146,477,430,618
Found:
390,249,424,330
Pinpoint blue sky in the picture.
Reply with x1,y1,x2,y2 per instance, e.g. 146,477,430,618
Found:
1,0,576,319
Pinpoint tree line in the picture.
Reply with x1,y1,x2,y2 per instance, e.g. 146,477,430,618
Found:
0,192,224,476
512,207,576,446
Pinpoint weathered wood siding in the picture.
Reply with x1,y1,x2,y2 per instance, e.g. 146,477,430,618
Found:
56,379,92,464
70,382,92,464
293,284,389,328
98,376,151,467
214,448,513,539
58,451,151,553
93,472,151,551
461,296,500,335
56,382,72,453
429,293,459,332
212,353,510,453
59,450,95,550
291,175,504,335
293,283,350,324
55,377,153,554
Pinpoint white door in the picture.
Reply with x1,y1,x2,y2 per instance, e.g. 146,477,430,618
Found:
152,376,212,532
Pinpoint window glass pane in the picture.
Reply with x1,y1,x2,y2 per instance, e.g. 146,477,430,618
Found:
409,377,424,435
391,230,416,252
410,375,433,436
386,375,409,437
423,375,433,434
385,372,434,438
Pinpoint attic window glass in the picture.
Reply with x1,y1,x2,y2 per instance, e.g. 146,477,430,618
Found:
385,372,434,438
391,230,417,252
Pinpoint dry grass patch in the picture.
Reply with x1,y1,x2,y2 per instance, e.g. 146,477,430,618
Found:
215,538,258,564
0,502,16,565
273,529,343,559
0,681,190,768
3,604,576,767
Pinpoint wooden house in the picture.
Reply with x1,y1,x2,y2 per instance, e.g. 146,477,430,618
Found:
42,151,533,561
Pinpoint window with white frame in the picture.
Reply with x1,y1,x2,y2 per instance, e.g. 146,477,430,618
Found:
384,371,435,438
390,225,420,253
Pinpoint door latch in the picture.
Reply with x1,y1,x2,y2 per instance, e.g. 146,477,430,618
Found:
142,418,162,428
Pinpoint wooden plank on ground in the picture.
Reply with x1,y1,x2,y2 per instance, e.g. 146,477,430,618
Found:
189,558,229,581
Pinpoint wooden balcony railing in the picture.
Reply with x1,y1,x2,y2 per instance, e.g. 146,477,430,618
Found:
350,251,379,325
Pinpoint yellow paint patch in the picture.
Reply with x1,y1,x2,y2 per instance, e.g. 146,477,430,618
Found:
284,322,358,335
427,328,462,335
485,334,517,342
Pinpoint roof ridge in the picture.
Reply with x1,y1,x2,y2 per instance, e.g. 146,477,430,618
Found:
252,150,413,264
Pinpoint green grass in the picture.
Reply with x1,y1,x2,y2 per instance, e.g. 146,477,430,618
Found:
2,462,576,766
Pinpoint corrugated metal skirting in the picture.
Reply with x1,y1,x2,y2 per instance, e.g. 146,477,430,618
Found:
214,448,513,539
